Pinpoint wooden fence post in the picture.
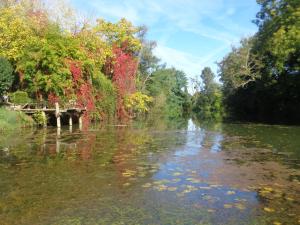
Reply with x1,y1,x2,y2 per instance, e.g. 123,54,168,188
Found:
79,114,83,130
69,115,73,126
55,102,61,128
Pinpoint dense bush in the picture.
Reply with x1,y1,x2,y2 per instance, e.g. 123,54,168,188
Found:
9,91,31,104
92,72,117,120
0,57,13,95
32,111,47,126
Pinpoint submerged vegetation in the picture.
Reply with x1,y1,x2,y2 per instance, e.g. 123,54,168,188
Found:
0,118,299,224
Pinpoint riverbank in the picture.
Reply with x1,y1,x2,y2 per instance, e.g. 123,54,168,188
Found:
0,107,35,132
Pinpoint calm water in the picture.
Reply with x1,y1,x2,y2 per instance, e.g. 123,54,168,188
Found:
0,118,299,225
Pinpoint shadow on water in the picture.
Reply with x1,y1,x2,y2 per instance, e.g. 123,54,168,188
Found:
0,117,299,225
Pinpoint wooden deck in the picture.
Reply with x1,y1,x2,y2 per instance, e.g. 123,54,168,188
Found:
11,102,86,128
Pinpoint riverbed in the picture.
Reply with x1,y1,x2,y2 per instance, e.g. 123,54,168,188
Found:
0,118,299,225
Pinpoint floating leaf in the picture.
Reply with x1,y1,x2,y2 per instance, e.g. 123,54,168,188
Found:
199,186,211,190
186,178,201,183
122,169,136,177
235,203,246,210
285,197,294,202
154,184,168,191
142,183,152,188
167,187,177,191
207,209,216,213
172,172,182,176
264,187,273,192
264,207,275,213
226,191,236,195
224,204,233,209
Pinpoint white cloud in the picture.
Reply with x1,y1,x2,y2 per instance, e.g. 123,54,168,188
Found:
154,43,229,77
71,0,258,79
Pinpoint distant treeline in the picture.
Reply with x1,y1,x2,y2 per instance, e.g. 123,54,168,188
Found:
192,0,300,124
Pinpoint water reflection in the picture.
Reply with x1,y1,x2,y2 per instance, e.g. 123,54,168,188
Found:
0,119,299,225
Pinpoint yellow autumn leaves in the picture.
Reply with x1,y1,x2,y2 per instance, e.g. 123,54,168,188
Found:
124,92,153,114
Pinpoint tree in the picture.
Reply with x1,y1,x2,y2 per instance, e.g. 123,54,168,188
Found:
94,18,141,54
218,38,262,96
146,68,190,118
0,57,13,95
192,67,222,120
254,0,300,75
137,40,160,91
201,67,216,94
0,6,36,62
16,25,82,100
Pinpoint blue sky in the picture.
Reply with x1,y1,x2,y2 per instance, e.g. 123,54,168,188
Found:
70,0,259,80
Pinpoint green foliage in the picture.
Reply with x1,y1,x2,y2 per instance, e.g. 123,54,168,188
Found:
0,1,192,124
254,0,300,74
94,18,142,53
192,67,223,120
0,107,35,131
201,67,215,93
136,40,160,91
92,72,117,120
9,91,31,104
0,57,13,95
192,91,222,121
147,68,190,118
218,38,262,96
16,25,84,98
32,111,46,126
0,5,36,62
218,0,300,124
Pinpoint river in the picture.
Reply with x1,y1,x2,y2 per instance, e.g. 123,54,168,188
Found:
0,118,299,225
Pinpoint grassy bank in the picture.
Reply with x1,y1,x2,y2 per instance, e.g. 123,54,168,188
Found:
0,107,35,131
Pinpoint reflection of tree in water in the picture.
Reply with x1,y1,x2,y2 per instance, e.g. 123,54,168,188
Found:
221,123,300,158
0,128,99,166
110,124,189,187
1,120,299,225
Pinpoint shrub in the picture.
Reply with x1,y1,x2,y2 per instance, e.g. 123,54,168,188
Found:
32,111,47,126
9,91,31,104
124,92,153,115
93,72,117,120
0,57,13,95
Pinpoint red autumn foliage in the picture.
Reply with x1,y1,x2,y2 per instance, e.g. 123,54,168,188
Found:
112,47,137,96
111,46,138,119
69,61,95,126
27,10,49,31
48,92,60,106
70,62,82,82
